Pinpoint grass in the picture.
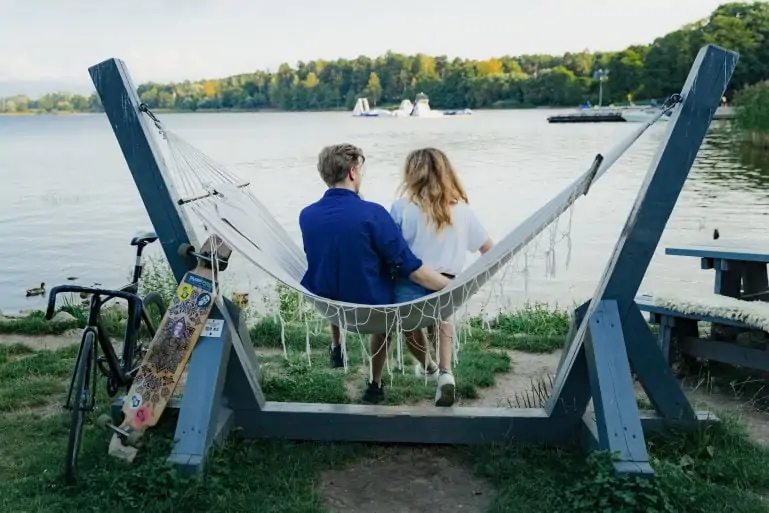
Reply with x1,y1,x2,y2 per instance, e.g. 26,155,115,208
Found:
3,265,769,511
1,331,769,512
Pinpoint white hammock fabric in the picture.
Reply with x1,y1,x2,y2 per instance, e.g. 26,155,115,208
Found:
154,108,670,337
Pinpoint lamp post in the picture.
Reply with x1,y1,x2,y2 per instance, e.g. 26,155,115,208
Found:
593,69,609,107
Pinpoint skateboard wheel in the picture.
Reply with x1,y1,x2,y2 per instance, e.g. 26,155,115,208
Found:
178,243,198,270
96,414,113,429
124,431,144,448
177,243,194,258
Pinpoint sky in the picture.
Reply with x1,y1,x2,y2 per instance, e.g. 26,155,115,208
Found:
0,0,733,96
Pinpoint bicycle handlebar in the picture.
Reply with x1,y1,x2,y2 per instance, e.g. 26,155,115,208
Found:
45,285,144,322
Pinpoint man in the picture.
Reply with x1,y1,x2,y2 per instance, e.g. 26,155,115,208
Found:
299,143,451,404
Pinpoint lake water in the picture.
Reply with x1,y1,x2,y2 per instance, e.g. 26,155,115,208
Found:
1,109,768,316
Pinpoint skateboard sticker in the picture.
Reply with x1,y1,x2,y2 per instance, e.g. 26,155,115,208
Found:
171,318,187,338
202,318,224,338
178,283,194,301
129,392,142,410
183,273,213,293
133,405,150,426
196,292,211,309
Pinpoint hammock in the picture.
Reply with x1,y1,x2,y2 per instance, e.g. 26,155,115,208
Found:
150,104,675,340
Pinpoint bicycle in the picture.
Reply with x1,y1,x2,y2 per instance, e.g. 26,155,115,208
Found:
45,230,167,484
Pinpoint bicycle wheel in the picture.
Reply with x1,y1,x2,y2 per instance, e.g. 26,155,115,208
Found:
64,329,95,484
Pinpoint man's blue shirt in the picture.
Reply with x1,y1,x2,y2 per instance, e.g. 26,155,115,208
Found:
299,188,423,305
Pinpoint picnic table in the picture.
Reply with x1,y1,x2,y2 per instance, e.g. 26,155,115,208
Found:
636,241,769,372
665,242,769,300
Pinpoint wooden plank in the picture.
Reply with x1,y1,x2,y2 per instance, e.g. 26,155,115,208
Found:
635,294,752,329
236,402,709,446
679,337,769,372
622,305,697,421
666,243,769,263
584,300,651,474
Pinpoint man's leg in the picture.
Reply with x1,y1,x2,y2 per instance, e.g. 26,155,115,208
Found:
329,324,344,368
363,333,389,404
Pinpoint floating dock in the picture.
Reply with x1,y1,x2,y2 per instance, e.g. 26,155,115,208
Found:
548,105,735,124
547,111,625,123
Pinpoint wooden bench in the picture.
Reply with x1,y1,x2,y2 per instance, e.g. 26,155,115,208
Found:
635,293,769,372
665,243,769,299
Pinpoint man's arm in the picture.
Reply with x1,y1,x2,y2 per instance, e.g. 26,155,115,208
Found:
369,206,450,292
409,265,451,291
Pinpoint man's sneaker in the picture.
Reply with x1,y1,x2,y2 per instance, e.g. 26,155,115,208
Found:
362,381,385,404
330,345,344,368
414,362,440,381
435,371,456,407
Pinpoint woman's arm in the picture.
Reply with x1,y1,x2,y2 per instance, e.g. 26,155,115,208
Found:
478,237,494,255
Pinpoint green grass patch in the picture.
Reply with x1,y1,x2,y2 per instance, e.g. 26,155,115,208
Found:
259,339,511,406
5,275,769,511
1,336,769,512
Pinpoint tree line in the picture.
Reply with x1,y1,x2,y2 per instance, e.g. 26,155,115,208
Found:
2,2,769,115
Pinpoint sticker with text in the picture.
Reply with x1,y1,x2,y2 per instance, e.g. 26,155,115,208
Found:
202,319,224,338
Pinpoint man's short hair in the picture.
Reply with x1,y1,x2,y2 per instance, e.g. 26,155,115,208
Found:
317,143,365,187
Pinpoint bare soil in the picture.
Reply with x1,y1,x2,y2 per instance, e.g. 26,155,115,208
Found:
318,447,494,513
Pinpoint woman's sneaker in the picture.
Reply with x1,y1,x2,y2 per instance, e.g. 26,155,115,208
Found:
435,371,456,407
414,362,440,381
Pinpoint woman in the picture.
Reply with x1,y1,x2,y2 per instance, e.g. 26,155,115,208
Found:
390,147,493,407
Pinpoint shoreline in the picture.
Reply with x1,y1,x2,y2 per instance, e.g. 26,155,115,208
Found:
0,104,737,117
0,105,554,116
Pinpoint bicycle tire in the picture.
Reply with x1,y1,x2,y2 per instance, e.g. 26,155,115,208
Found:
142,291,166,318
64,329,95,485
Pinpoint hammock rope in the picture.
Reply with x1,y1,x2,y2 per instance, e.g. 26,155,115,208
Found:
135,98,678,372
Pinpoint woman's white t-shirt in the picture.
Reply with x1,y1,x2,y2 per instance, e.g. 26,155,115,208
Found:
390,198,488,276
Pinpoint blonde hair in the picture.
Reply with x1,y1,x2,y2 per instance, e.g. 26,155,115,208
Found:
397,148,468,232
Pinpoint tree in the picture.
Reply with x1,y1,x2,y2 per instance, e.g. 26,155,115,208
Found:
365,72,382,106
4,2,769,113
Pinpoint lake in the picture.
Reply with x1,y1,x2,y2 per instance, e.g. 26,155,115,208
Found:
1,109,768,316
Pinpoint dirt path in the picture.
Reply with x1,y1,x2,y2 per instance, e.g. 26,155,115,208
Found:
318,447,494,513
0,332,81,351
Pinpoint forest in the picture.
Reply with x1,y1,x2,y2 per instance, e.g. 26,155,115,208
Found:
1,2,768,114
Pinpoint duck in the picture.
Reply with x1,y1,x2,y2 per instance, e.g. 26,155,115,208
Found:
26,283,46,297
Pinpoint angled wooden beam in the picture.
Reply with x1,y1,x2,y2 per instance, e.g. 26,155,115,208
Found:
547,44,738,473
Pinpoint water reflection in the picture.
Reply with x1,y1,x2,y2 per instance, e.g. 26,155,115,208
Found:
2,111,768,314
693,123,769,194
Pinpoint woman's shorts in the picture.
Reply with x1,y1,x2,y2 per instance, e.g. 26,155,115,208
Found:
394,278,430,303
393,273,455,303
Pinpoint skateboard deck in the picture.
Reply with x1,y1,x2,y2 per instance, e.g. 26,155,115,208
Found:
108,234,232,461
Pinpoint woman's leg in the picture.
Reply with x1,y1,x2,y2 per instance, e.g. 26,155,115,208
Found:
437,321,453,372
404,329,437,374
394,278,438,375
434,320,456,407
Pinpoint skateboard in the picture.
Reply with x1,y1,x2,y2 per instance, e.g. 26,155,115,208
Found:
97,234,232,461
